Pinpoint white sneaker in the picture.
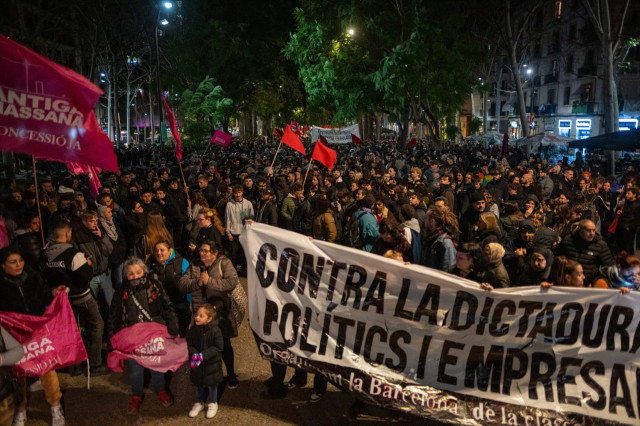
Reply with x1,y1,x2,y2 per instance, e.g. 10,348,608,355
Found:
12,411,26,426
205,402,218,419
188,402,204,418
51,405,66,426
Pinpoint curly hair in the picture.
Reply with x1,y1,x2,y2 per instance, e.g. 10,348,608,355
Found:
426,205,460,234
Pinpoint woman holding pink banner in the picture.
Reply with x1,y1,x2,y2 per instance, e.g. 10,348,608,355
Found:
0,247,65,426
107,257,179,414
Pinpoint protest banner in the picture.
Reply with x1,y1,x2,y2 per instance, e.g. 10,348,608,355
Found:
107,322,188,373
239,223,640,425
0,292,87,378
311,124,360,144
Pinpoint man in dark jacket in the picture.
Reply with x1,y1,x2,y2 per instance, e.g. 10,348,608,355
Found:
615,187,640,253
44,220,108,375
255,188,279,226
557,219,614,286
459,191,486,243
72,210,114,308
163,178,189,249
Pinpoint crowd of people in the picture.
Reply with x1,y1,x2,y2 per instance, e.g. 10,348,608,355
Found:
0,136,639,424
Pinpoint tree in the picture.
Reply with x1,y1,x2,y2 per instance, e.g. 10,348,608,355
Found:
580,0,632,134
180,76,234,145
285,0,485,148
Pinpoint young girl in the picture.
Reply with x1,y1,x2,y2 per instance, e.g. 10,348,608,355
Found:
187,304,224,419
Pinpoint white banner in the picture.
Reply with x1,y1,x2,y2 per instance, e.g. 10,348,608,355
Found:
311,124,360,144
240,223,640,425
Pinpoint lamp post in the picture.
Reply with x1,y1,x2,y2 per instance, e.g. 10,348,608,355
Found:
527,67,536,135
99,70,112,142
155,1,173,148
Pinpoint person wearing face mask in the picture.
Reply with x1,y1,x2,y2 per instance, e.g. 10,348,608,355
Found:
592,251,640,292
148,241,190,336
107,257,179,414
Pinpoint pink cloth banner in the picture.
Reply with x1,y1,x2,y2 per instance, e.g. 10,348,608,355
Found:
66,162,101,199
107,322,187,373
162,96,182,160
211,130,231,147
0,292,88,378
0,35,118,172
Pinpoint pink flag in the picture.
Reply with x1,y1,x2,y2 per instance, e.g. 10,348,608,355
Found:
0,35,118,172
211,130,232,147
107,322,187,373
0,292,88,378
290,120,300,135
66,162,101,199
162,96,182,160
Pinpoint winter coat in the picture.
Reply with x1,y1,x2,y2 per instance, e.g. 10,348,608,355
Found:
148,249,189,307
107,275,179,337
485,243,509,288
195,225,223,250
178,255,246,338
71,225,113,275
421,231,457,271
256,200,279,226
352,209,379,252
593,266,639,291
557,230,614,286
187,321,224,387
0,265,50,315
313,210,337,242
292,199,313,236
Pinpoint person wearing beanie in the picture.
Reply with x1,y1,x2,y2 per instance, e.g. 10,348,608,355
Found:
459,191,486,243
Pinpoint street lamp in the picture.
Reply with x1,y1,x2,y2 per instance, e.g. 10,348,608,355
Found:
155,1,173,148
526,68,536,133
99,70,112,142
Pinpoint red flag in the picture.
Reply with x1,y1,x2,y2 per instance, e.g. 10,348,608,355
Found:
0,293,88,377
311,140,337,169
408,138,418,147
66,162,102,199
211,130,231,147
282,125,306,155
351,133,364,146
319,135,328,145
273,128,284,137
302,126,309,135
0,35,118,172
162,96,182,160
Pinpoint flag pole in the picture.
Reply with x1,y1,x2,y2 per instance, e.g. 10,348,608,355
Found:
269,140,283,172
31,156,46,248
302,158,313,189
177,159,187,187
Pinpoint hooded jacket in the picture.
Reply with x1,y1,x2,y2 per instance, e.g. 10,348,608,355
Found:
485,243,509,288
43,242,93,297
513,247,553,287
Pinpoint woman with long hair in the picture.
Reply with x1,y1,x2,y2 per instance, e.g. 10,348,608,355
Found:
0,247,66,425
132,211,173,261
475,211,502,247
148,240,191,336
187,208,224,259
541,256,584,289
371,218,412,263
450,242,498,288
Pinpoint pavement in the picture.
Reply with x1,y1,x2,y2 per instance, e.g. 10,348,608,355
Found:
21,278,428,425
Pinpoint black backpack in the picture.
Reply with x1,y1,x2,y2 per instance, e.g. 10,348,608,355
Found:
345,211,365,248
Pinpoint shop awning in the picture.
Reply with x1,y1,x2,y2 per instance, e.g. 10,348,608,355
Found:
568,128,640,150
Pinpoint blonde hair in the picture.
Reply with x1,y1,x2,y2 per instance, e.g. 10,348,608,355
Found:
199,208,225,236
383,250,404,262
478,212,500,232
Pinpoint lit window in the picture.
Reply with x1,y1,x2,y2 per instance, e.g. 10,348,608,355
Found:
555,1,562,21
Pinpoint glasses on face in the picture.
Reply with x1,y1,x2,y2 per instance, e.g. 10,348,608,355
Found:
198,249,212,253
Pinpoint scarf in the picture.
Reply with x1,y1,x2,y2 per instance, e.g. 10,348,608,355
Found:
97,205,118,241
